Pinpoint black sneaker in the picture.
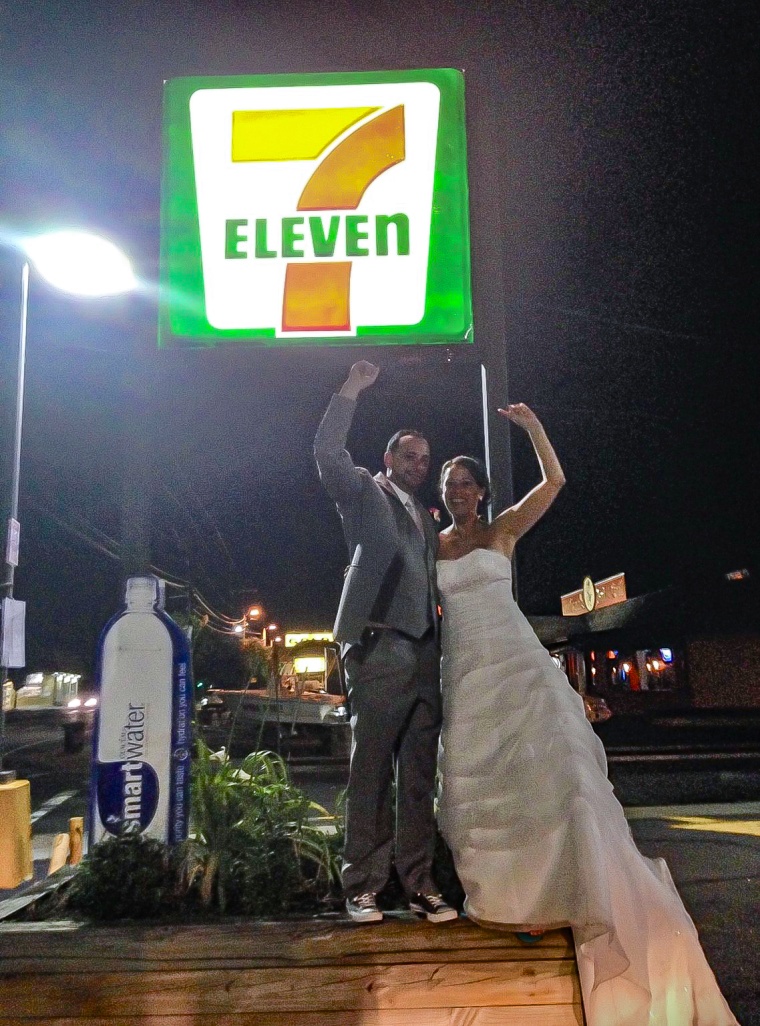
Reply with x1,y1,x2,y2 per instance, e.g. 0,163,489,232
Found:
346,892,383,923
409,892,458,923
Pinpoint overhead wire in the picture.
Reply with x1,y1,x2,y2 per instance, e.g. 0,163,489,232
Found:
160,480,245,589
25,498,122,563
159,483,220,561
193,588,243,626
25,497,244,624
176,477,244,584
201,621,246,637
506,298,710,343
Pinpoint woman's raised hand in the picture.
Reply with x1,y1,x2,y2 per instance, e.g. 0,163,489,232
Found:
497,403,541,431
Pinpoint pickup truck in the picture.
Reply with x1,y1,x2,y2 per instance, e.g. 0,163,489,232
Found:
197,638,350,757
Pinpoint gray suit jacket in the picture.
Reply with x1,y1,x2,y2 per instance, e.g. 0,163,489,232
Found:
314,393,440,646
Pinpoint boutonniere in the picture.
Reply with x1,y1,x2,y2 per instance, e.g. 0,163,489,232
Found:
428,507,441,524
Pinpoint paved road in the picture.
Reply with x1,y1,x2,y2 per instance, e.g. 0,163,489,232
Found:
2,715,758,1024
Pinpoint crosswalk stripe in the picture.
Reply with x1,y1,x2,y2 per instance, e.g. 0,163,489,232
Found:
30,790,78,824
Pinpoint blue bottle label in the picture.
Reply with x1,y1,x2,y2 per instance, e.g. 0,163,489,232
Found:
95,760,160,836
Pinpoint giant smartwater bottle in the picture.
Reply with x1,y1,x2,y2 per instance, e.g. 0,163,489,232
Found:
90,575,192,846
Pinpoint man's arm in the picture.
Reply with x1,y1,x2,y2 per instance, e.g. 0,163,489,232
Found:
314,362,380,504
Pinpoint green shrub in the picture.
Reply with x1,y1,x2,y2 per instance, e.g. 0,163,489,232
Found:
67,742,341,921
176,742,340,915
67,834,177,920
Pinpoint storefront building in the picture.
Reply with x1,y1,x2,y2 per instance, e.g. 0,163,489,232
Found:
529,573,760,712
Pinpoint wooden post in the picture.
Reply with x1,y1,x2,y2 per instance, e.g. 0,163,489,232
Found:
69,817,84,865
48,833,69,876
0,776,33,889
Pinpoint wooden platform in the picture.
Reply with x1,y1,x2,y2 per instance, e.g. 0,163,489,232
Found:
0,913,584,1025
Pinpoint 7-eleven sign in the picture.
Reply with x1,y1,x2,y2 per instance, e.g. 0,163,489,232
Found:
160,70,472,348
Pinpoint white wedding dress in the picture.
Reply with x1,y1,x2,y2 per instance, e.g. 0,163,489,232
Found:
437,548,738,1026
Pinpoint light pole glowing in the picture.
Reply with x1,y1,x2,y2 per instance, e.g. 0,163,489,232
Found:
1,230,136,774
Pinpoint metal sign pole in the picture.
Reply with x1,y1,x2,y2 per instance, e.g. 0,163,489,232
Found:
1,263,30,774
466,67,517,598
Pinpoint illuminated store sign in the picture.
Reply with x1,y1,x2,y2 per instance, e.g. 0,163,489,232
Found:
160,69,471,347
561,573,628,617
284,631,334,648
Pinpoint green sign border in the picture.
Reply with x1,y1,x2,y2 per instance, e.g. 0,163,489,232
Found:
159,69,472,348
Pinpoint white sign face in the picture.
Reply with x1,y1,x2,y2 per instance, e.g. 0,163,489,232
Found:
1,597,25,668
188,82,440,337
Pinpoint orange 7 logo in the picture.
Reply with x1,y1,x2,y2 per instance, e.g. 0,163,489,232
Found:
231,106,405,332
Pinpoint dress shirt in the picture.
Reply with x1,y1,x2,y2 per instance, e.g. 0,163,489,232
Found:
388,480,425,536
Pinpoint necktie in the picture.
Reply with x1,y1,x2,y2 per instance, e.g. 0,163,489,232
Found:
405,497,425,537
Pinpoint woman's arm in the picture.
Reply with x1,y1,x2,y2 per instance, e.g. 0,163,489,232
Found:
493,404,566,542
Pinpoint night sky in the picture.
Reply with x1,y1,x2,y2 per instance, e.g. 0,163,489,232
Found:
1,1,758,674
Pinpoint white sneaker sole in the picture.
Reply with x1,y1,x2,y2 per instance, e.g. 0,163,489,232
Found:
410,904,458,923
347,909,383,923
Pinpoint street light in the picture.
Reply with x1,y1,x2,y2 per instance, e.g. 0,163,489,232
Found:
1,230,136,776
23,231,136,297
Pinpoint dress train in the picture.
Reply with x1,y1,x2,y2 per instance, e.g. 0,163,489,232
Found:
436,548,738,1026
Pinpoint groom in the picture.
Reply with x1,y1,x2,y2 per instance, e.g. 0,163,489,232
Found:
315,361,456,924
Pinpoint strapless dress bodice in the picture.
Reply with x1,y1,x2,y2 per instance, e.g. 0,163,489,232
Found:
437,547,512,584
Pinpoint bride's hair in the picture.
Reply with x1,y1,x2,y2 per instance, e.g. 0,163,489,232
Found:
439,456,492,513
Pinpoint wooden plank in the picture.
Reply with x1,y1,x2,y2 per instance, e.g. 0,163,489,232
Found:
0,870,77,924
0,1005,584,1026
47,835,70,876
0,961,580,1016
0,919,575,972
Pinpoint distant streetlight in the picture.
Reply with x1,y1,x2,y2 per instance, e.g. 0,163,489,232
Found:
263,622,279,646
1,230,136,774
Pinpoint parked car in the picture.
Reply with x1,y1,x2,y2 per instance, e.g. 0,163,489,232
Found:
583,694,613,723
60,690,99,753
7,671,97,753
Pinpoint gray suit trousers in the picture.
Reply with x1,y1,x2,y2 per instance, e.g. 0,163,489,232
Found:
342,628,441,899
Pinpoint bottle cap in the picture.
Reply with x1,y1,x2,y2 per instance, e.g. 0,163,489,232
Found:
125,575,159,610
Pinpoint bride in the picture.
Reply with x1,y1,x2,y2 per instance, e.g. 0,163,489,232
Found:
436,403,738,1026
